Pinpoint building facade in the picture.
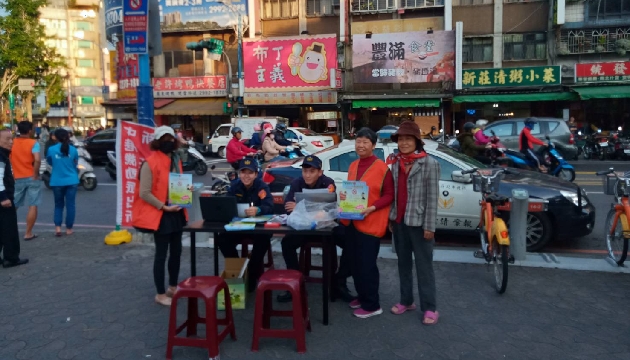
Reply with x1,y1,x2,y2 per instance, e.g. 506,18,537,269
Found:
39,0,107,130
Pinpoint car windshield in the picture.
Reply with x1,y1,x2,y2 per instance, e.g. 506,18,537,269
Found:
296,128,320,136
436,144,488,168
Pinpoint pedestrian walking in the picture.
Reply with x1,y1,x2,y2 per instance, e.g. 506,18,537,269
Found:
387,121,440,325
339,127,394,318
10,121,42,241
46,129,79,237
132,126,188,307
0,129,29,268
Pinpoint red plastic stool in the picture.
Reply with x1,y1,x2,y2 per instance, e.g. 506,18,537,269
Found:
240,238,274,270
166,276,236,360
251,269,311,353
299,241,338,283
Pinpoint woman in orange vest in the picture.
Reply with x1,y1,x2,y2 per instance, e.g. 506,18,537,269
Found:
340,127,394,318
132,126,188,307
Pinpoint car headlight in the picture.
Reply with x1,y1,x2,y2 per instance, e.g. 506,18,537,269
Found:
560,190,588,207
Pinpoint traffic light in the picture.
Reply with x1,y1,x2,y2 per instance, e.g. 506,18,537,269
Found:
223,101,232,114
185,38,224,52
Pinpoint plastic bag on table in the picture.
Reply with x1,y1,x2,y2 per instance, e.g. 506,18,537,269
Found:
287,200,339,230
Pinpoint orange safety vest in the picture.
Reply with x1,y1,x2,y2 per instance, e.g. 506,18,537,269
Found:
132,151,188,231
340,158,390,238
10,138,37,179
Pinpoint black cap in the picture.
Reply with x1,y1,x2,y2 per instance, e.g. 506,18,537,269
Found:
301,155,322,169
238,157,259,172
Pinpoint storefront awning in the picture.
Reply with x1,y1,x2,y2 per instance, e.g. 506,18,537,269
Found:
352,99,440,109
100,98,175,108
572,86,630,100
154,98,224,116
453,92,578,103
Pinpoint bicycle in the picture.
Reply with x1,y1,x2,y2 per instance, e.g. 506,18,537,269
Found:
462,167,518,294
597,168,630,265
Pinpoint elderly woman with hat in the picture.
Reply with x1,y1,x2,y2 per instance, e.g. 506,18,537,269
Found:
132,126,188,307
387,121,440,325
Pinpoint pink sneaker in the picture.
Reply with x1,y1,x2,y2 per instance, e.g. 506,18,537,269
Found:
353,308,383,318
349,299,361,309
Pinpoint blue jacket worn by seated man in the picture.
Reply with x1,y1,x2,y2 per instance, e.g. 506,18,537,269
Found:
219,157,274,291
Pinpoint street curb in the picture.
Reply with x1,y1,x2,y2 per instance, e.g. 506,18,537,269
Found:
181,234,630,274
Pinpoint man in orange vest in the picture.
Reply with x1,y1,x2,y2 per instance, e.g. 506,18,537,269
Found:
340,128,394,318
10,121,42,241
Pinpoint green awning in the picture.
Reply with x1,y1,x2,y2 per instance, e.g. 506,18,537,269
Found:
453,92,578,103
352,99,440,108
572,86,630,100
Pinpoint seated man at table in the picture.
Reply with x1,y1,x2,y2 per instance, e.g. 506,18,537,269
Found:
216,157,274,291
277,155,356,303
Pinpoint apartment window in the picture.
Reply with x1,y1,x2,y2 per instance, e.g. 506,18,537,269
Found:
262,0,298,19
77,59,94,68
589,0,630,19
79,96,95,105
306,0,338,16
463,37,493,62
77,40,93,49
503,33,546,61
454,0,491,4
78,78,97,86
75,21,92,31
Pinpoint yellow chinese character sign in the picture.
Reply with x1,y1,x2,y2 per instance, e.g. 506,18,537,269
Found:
461,66,561,88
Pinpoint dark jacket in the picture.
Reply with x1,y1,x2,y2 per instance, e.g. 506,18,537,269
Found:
457,132,486,158
249,133,262,149
0,147,15,202
273,130,292,146
285,174,336,209
228,177,274,215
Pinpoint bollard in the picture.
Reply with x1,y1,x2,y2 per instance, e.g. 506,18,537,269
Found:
510,189,529,261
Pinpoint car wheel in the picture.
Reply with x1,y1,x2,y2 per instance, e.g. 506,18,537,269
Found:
526,212,552,252
218,147,226,158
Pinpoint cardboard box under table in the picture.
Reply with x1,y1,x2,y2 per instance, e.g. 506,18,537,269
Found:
217,258,248,310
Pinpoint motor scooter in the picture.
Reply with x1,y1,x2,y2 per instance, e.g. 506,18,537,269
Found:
182,140,208,175
42,143,98,191
503,135,575,182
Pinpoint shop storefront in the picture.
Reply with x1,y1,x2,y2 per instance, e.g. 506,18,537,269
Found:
453,65,573,131
347,29,455,134
571,62,630,131
242,35,340,134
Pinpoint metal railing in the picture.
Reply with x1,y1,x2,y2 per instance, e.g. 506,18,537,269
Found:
351,0,395,12
401,0,444,8
558,27,630,55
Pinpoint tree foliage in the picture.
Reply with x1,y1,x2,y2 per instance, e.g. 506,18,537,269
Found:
0,0,65,119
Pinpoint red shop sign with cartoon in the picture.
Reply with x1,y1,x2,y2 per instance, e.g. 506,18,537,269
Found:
243,34,338,91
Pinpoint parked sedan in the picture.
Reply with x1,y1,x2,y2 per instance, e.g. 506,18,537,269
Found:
261,139,595,251
83,129,116,164
483,117,578,160
284,127,335,153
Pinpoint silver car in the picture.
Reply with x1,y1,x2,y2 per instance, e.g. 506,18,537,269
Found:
483,117,578,160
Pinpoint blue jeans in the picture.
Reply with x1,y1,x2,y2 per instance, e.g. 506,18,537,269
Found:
52,185,78,228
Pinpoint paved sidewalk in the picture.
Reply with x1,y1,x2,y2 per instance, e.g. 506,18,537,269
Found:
1,230,629,360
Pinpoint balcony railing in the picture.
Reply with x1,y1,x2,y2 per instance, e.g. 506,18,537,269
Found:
558,27,630,55
351,0,395,13
401,0,444,8
453,0,491,5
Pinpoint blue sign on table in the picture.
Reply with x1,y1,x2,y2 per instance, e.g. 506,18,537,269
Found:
122,0,148,54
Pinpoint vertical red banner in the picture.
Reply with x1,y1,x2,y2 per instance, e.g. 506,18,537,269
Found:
116,121,154,227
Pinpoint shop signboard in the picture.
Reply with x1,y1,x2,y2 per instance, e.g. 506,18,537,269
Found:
575,61,630,83
105,0,123,42
153,76,227,98
159,0,248,33
243,35,338,92
116,121,153,227
122,0,148,54
461,66,561,88
116,42,139,99
243,91,337,105
352,30,455,84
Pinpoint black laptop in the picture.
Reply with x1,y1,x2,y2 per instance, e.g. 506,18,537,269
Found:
200,196,239,223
